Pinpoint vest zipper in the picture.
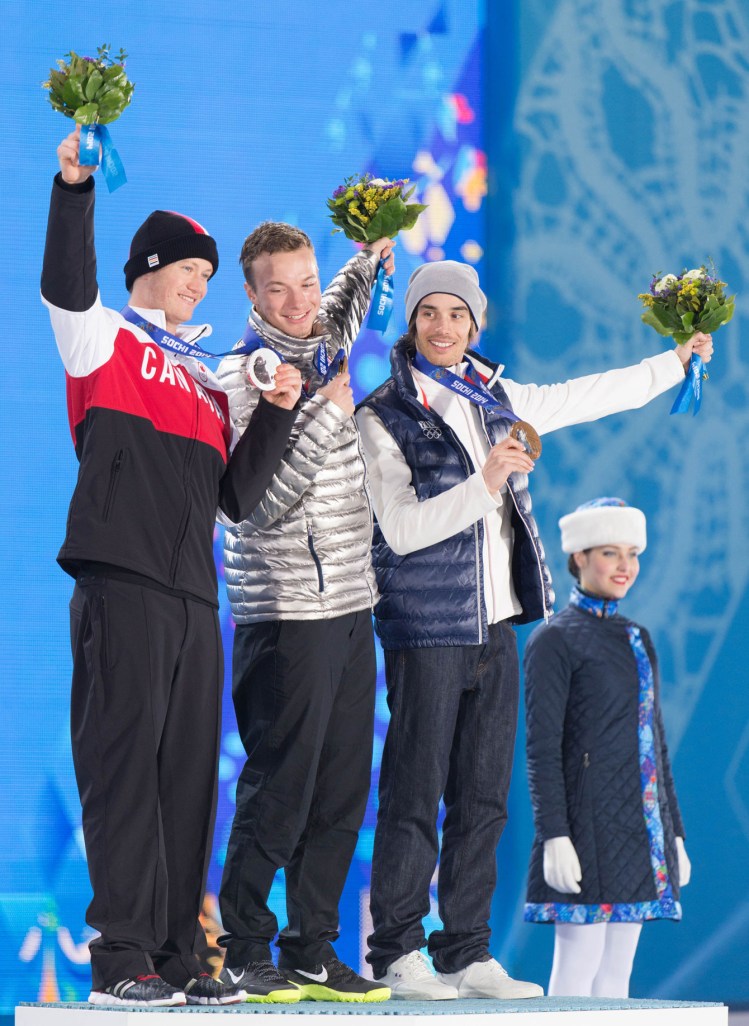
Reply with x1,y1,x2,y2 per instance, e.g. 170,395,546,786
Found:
402,392,485,643
506,482,552,622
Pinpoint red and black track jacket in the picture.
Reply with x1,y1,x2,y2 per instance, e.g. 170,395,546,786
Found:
42,174,297,606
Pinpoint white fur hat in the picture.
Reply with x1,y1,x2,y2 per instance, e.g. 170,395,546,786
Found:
559,497,647,554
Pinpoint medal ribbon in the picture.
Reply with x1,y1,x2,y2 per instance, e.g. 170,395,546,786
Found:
669,352,703,416
366,261,394,332
121,307,331,392
79,123,127,193
412,351,521,422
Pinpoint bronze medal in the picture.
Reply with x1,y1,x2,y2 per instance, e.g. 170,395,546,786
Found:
510,420,542,460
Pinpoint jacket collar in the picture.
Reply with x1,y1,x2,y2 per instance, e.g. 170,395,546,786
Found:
390,334,505,398
570,584,620,619
128,305,212,344
249,307,330,369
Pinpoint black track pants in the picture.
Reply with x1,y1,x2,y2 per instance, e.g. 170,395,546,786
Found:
218,610,376,969
69,573,223,989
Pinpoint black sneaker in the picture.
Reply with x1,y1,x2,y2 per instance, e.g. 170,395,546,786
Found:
184,972,246,1005
219,959,301,1003
282,958,391,1003
88,974,186,1006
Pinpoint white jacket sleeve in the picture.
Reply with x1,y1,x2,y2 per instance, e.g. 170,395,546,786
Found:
502,350,685,435
356,406,501,556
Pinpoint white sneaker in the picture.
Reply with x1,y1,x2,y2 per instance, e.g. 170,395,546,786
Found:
380,951,459,1000
437,957,544,999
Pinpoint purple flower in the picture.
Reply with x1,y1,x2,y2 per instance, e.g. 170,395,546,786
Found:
333,185,346,198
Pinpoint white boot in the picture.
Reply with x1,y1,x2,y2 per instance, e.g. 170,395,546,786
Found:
380,951,459,1000
437,957,544,999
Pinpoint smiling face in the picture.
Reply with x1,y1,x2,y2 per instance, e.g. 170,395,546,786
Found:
130,258,213,333
574,544,641,601
245,248,322,339
413,293,476,366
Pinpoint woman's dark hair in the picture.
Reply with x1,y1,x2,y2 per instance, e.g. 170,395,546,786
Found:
567,551,591,580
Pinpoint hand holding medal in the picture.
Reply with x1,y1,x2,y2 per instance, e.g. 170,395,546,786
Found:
483,436,537,495
638,264,732,414
44,45,134,192
326,173,427,331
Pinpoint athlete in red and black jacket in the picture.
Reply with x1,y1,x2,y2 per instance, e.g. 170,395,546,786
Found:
40,127,302,1009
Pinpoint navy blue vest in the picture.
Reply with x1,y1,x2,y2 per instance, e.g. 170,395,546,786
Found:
358,336,553,650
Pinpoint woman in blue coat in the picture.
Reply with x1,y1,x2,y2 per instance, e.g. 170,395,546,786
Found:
523,498,691,997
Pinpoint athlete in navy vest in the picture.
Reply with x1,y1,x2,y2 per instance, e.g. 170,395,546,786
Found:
355,260,712,1000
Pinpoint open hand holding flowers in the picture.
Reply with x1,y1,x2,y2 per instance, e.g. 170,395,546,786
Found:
638,266,734,413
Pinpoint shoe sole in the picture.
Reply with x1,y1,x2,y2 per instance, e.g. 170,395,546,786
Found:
294,983,391,1003
88,993,186,1007
187,995,247,1005
458,987,544,999
243,989,302,1004
389,990,458,1000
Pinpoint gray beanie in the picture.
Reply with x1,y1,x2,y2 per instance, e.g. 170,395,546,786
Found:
404,260,487,329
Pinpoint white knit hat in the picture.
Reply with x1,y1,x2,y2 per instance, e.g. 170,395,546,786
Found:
404,260,487,328
559,497,647,554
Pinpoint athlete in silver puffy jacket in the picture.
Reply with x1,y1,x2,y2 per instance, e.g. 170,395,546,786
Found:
215,222,395,1003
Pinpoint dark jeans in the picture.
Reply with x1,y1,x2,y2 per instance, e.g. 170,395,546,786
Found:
69,575,222,989
367,621,519,977
219,610,376,969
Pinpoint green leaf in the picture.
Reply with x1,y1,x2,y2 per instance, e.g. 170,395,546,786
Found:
98,88,125,110
680,310,694,332
366,195,407,239
641,309,674,337
673,331,693,345
103,65,126,83
399,202,428,231
73,103,99,124
63,77,86,107
85,70,104,100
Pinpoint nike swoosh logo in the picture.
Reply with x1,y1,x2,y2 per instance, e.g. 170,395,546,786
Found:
296,968,328,983
225,968,244,985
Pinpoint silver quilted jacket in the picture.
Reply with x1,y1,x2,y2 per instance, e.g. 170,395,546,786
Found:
218,249,380,622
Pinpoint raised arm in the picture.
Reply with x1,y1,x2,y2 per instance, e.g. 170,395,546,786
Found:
41,127,118,377
501,347,706,436
319,238,394,353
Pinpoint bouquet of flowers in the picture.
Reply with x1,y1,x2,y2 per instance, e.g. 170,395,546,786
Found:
638,266,734,344
43,45,134,126
43,45,133,193
638,265,735,414
327,173,427,243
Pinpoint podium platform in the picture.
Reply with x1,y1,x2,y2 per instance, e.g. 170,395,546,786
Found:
15,998,727,1026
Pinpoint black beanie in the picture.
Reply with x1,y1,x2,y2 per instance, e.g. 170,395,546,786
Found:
124,210,219,291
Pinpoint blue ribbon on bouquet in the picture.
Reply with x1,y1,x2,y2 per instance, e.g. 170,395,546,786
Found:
79,123,127,193
670,353,703,416
367,261,394,332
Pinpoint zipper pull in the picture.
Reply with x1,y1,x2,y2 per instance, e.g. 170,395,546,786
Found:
583,752,590,768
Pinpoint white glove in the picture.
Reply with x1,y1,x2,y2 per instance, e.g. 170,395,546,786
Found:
675,836,691,887
543,836,582,894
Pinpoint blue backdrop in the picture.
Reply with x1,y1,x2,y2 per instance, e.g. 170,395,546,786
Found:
1,0,747,1015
